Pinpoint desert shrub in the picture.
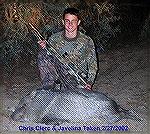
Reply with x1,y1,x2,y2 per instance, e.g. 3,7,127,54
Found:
0,2,65,72
0,1,120,72
81,1,120,51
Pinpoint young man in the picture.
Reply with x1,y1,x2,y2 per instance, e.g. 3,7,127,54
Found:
38,8,97,90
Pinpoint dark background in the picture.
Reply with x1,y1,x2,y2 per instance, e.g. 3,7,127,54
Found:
0,0,149,73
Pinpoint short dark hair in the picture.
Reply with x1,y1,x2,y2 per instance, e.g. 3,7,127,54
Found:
63,8,80,20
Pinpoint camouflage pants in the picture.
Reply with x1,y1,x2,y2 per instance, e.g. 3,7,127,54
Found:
37,49,79,91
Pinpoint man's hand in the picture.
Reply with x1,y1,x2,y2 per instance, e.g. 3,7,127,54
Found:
38,40,46,49
85,84,92,90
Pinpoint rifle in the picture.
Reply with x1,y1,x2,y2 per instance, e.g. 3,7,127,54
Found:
28,23,87,86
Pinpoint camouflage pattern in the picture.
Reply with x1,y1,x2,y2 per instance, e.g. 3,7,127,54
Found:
38,31,98,89
38,48,80,91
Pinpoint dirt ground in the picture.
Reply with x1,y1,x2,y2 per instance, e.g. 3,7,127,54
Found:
0,41,149,134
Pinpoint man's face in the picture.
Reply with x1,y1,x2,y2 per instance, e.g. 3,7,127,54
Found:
63,13,80,33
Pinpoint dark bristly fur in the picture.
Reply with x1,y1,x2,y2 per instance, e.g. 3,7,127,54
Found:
11,88,142,125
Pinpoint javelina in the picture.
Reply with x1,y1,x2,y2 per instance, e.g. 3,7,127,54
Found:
11,88,141,125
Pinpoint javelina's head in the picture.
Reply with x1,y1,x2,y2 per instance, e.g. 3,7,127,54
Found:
10,104,27,122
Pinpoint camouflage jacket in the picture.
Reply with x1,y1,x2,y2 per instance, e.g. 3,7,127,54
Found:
47,31,98,85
